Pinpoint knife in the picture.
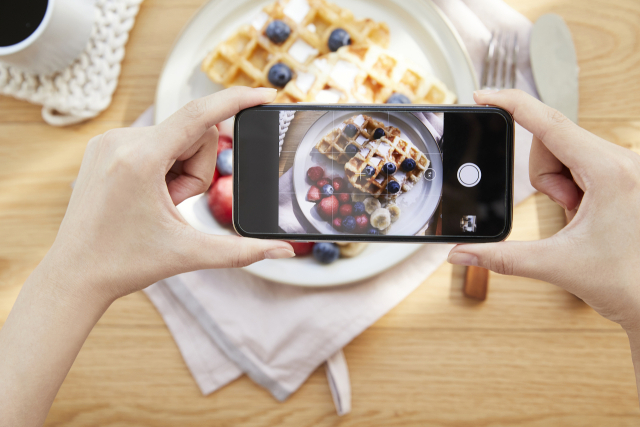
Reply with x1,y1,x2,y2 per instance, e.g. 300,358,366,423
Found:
530,14,580,123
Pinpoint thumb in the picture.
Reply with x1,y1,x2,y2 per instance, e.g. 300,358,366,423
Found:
180,229,295,271
447,240,554,280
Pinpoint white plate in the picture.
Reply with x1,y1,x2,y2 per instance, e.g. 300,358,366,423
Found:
292,111,443,235
157,0,478,286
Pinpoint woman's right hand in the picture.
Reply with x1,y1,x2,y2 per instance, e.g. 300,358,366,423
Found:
448,89,640,333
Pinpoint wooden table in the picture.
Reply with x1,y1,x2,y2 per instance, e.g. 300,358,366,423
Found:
1,0,639,425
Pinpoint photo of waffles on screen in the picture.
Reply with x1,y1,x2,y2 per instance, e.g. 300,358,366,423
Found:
264,108,512,239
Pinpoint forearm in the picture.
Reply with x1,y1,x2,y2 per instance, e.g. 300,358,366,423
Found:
0,251,110,427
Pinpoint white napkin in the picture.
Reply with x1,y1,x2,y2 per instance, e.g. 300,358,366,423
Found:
144,0,538,415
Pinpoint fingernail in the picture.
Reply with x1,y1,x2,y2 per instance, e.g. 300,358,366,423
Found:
447,252,478,266
474,89,500,96
257,87,278,99
548,196,568,211
264,248,296,260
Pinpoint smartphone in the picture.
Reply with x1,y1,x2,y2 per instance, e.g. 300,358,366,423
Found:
233,104,514,243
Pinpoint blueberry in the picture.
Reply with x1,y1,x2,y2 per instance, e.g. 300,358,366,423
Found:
313,242,340,264
216,148,233,176
344,123,357,137
321,184,334,197
342,216,356,232
353,202,365,215
387,180,400,194
386,93,411,104
372,128,385,139
268,63,292,87
265,20,290,44
328,28,351,52
345,144,358,157
382,162,396,175
367,228,380,235
401,158,416,172
363,165,375,177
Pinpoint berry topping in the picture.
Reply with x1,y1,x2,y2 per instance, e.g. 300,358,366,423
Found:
216,148,233,176
345,144,358,157
339,204,353,217
332,217,342,230
268,63,292,87
332,177,346,192
353,201,365,215
372,128,385,139
307,185,321,202
207,176,233,225
287,241,314,256
318,195,339,220
217,134,232,155
344,123,357,137
382,162,396,175
321,184,334,197
363,165,376,177
313,242,340,264
355,214,369,232
265,20,290,44
316,178,330,188
386,93,411,104
328,28,351,52
342,215,356,232
337,193,351,204
367,228,380,235
387,180,401,194
307,166,324,182
401,158,416,172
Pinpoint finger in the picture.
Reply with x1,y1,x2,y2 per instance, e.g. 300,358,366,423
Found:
473,89,599,171
157,87,277,156
529,135,582,211
447,240,560,282
166,126,218,205
179,231,295,270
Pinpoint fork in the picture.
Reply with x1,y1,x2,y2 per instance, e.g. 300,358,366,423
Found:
481,30,519,89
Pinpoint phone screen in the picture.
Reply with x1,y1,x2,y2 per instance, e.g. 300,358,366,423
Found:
235,106,513,242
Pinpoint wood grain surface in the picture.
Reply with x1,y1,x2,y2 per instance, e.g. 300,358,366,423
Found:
1,0,640,425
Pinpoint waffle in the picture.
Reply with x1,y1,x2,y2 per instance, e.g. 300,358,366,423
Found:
344,135,430,198
314,114,400,163
201,0,389,92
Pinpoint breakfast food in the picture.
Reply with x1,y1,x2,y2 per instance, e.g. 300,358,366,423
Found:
344,134,429,198
208,176,233,225
315,114,400,163
201,0,389,95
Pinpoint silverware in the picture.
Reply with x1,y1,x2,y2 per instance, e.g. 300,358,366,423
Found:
481,30,519,90
530,14,579,123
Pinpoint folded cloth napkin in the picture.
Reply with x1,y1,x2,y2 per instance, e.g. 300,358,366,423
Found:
144,0,538,415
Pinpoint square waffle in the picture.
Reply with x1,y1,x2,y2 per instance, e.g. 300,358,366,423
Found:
314,114,400,163
344,135,430,198
201,0,389,94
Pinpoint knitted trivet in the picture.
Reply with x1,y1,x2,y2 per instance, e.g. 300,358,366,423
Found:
0,0,143,126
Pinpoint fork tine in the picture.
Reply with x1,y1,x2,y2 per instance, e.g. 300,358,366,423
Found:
490,31,502,88
499,34,510,89
481,31,497,89
509,32,519,88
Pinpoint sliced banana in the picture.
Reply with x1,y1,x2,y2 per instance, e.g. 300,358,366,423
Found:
363,197,381,214
370,208,391,230
351,192,367,202
380,225,391,235
338,242,368,257
388,204,401,223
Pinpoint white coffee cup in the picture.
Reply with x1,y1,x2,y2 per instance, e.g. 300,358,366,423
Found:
0,0,96,75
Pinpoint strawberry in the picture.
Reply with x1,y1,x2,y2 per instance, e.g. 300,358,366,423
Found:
307,166,324,182
332,217,342,230
217,135,232,156
316,178,330,188
287,241,314,256
207,176,233,225
339,204,353,217
332,177,346,192
318,195,339,220
337,193,351,204
355,214,369,233
210,168,220,189
307,185,321,202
